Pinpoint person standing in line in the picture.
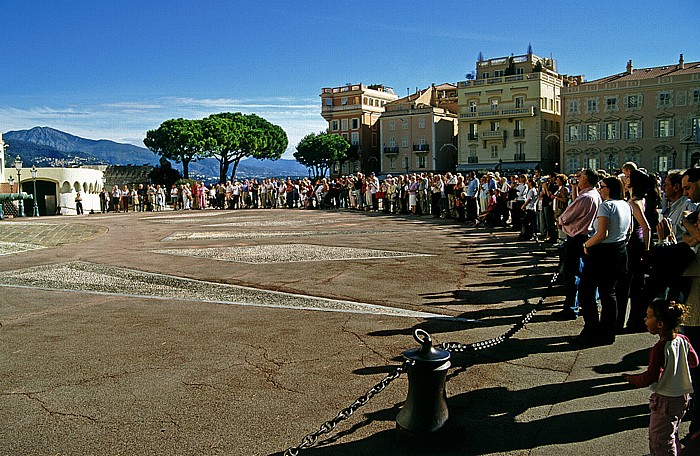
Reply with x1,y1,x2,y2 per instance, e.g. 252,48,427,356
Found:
75,191,83,215
623,300,698,456
576,176,632,345
555,169,602,320
137,183,147,212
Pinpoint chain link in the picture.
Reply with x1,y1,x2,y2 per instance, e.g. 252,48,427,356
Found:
284,269,559,454
283,358,414,456
440,271,558,353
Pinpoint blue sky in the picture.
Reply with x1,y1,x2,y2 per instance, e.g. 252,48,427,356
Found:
1,0,698,158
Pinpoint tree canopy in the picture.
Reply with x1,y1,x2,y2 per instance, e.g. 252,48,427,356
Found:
293,132,350,179
145,113,288,183
144,118,201,179
201,113,288,183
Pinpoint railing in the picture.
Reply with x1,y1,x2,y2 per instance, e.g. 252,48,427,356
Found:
480,130,505,139
383,147,399,154
322,104,362,112
476,106,536,119
468,133,478,140
413,144,430,152
514,153,526,161
513,129,525,137
467,156,479,163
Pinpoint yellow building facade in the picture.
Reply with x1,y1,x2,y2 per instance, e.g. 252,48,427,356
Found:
379,83,458,174
320,83,398,175
561,55,700,174
457,52,580,174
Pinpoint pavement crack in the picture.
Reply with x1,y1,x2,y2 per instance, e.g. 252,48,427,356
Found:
340,315,387,363
11,391,99,423
240,344,301,394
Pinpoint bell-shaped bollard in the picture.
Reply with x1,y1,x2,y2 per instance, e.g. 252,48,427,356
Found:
396,328,451,436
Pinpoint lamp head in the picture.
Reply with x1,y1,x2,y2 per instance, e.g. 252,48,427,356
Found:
14,155,22,170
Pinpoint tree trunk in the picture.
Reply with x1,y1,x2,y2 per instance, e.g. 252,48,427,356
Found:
219,159,230,184
230,159,241,181
182,158,190,179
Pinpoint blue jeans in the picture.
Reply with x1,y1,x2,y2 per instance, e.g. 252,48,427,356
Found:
578,241,628,339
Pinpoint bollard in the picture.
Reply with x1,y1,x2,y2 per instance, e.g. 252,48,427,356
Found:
396,329,450,436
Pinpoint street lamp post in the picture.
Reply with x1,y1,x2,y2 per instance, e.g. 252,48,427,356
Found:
31,165,39,217
14,155,25,217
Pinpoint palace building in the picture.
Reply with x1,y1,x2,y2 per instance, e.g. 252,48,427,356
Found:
561,54,700,174
457,51,581,174
379,83,458,174
320,83,398,176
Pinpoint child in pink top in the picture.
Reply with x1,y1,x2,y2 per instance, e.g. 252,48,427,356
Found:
623,300,699,455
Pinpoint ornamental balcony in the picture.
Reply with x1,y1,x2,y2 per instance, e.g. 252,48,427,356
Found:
513,129,526,137
413,144,430,152
383,146,399,154
480,130,506,139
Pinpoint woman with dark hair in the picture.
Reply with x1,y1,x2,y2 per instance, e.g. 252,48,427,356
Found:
575,176,633,346
620,169,652,332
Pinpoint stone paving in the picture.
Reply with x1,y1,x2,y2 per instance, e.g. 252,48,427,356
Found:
0,221,107,246
0,261,450,319
0,210,679,456
161,228,410,241
0,240,45,256
152,243,433,264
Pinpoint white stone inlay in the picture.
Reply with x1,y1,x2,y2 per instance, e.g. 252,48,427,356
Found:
152,243,431,264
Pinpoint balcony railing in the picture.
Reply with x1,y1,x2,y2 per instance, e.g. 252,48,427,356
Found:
468,133,478,140
467,156,479,163
513,129,525,137
383,147,399,154
480,130,506,139
513,153,526,161
322,104,363,112
413,144,430,152
476,106,536,119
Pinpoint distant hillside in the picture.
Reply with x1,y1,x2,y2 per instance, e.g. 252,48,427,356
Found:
5,127,157,166
2,139,104,167
4,127,309,179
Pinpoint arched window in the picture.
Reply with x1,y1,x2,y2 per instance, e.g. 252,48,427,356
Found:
61,181,71,193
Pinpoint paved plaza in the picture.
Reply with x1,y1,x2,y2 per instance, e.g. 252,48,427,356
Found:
0,209,683,455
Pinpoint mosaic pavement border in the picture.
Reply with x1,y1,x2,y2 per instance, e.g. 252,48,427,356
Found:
152,243,432,264
0,261,463,320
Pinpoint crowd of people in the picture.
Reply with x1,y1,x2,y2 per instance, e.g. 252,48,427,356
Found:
96,164,700,454
554,163,700,455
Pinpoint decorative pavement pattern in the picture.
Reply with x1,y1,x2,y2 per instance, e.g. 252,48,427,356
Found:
0,261,456,319
201,218,351,228
144,214,352,227
152,243,432,264
161,229,410,241
0,222,107,246
0,241,45,256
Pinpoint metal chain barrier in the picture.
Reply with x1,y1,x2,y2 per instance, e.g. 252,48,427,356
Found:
283,269,559,455
441,271,558,353
283,358,414,456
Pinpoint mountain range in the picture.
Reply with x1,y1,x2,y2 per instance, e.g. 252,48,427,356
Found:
3,127,308,179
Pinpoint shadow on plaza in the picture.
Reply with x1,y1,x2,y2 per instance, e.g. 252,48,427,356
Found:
273,374,648,456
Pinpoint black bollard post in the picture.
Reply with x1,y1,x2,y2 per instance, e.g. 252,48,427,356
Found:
396,329,450,437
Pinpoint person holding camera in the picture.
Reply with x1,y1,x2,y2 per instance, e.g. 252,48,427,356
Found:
554,169,602,320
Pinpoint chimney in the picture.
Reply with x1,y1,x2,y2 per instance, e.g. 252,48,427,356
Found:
679,53,685,69
626,60,633,75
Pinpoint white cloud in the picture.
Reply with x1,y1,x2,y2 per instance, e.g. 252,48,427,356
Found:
1,96,327,159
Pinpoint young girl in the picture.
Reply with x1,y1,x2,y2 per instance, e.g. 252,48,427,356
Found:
623,300,699,455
